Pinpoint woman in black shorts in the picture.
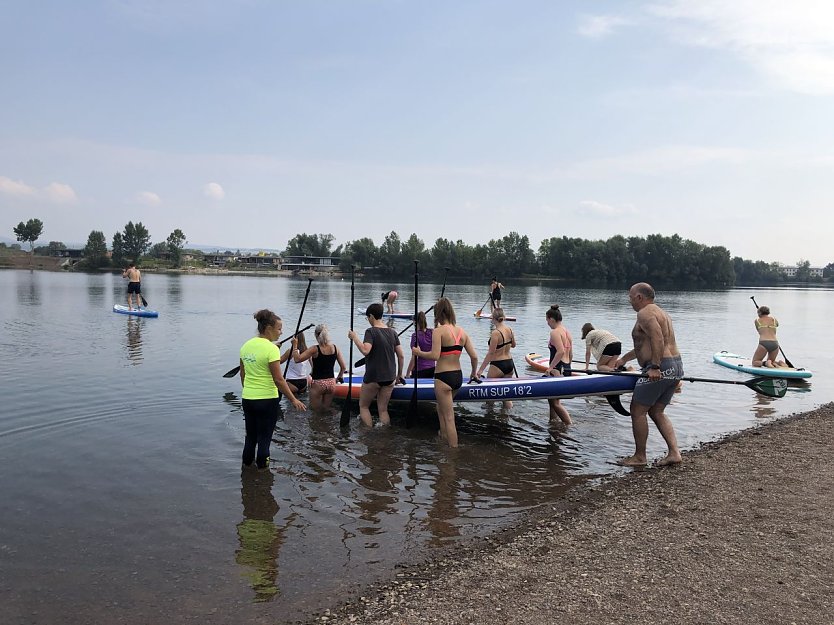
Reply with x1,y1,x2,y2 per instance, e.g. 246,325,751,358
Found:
412,297,478,448
348,303,405,427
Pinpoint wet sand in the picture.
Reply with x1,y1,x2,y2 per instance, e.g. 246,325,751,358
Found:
315,403,834,625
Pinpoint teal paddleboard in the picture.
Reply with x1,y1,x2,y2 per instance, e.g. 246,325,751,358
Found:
712,351,811,379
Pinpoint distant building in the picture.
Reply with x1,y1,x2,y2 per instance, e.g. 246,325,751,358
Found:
205,252,237,267
56,249,84,258
280,255,340,272
778,264,824,278
238,253,281,268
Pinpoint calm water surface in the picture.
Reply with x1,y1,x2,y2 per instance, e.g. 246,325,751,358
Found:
1,270,831,624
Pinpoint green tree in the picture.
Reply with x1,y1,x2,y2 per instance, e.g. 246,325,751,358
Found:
111,232,125,267
122,221,151,262
166,229,187,267
340,237,378,271
794,259,811,282
285,233,335,257
13,218,44,254
83,230,109,268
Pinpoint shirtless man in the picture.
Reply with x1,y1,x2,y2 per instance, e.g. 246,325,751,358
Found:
613,282,683,467
123,263,142,310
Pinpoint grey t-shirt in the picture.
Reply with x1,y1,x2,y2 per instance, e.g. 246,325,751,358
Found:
362,326,400,383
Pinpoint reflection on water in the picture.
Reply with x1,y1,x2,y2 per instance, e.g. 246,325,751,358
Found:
2,270,833,623
125,316,143,364
236,469,294,603
425,454,460,545
15,270,41,306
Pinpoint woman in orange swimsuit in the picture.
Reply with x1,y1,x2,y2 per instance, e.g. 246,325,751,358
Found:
412,297,478,448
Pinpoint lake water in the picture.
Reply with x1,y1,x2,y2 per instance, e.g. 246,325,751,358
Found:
1,269,830,624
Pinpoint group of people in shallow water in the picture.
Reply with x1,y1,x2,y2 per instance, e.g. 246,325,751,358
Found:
235,281,788,470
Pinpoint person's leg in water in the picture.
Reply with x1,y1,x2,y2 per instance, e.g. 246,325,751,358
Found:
358,382,379,427
376,383,394,425
434,381,458,447
548,398,571,425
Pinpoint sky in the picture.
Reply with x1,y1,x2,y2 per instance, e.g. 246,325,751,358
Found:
1,0,833,266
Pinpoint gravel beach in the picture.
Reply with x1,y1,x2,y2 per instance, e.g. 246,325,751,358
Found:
315,404,834,625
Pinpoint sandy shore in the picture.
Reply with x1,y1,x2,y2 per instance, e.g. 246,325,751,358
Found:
314,404,834,625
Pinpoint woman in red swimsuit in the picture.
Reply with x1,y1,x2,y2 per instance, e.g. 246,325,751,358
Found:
412,297,478,448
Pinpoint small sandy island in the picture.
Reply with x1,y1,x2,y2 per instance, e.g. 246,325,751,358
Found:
314,404,834,625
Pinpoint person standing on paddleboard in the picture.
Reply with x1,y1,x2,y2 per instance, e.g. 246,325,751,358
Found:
239,310,306,470
381,290,399,313
489,278,504,311
122,262,142,311
613,282,683,467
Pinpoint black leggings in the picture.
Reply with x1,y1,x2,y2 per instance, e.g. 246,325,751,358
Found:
242,398,280,469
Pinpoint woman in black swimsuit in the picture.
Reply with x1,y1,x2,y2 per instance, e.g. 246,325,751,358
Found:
412,297,478,448
294,324,346,411
476,307,516,408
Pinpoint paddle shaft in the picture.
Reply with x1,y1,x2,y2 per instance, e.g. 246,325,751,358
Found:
223,323,316,378
279,279,313,399
578,367,785,397
750,296,794,367
407,260,420,425
355,267,449,368
340,266,356,427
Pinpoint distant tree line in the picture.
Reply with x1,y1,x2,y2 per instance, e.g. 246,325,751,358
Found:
8,217,832,286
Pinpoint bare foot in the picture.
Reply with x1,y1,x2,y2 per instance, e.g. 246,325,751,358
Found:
617,455,648,467
655,453,682,467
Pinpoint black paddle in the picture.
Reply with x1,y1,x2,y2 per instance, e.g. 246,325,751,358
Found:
406,260,419,427
278,278,313,401
750,296,794,368
474,293,492,318
577,367,787,399
340,266,356,428
222,323,315,378
140,294,149,307
354,267,449,368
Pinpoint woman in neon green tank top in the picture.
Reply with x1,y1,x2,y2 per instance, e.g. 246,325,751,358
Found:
239,309,306,469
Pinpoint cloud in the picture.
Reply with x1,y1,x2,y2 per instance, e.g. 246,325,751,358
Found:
578,14,632,39
44,182,78,203
0,176,37,197
579,200,637,217
137,191,162,206
203,182,225,200
1,176,77,202
648,0,834,94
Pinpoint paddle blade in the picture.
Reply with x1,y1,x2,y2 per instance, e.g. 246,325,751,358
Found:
606,394,630,416
354,358,366,368
223,366,241,378
140,295,148,307
748,376,788,398
340,401,352,427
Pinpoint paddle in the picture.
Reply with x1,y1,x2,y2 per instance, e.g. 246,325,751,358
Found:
474,294,492,318
750,296,794,368
221,323,315,378
354,267,449,368
140,294,149,308
407,260,419,427
340,265,356,427
278,278,314,401
577,367,787,399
